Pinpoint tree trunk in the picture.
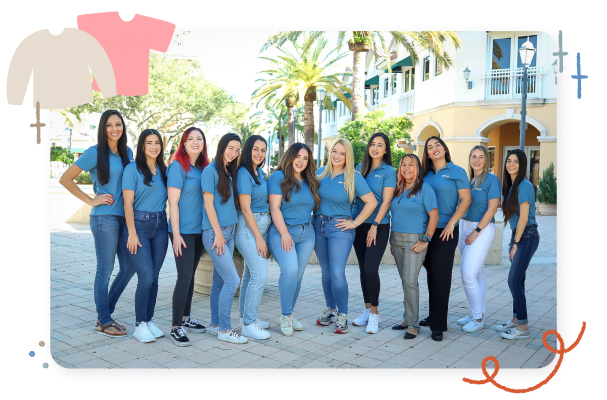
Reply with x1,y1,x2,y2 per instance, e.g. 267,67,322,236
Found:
286,106,293,152
304,89,316,150
351,49,368,121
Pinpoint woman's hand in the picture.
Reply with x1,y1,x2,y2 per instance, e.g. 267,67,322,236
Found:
255,234,268,258
509,244,517,262
439,221,456,241
281,232,294,253
412,241,428,253
336,219,357,231
127,233,142,255
212,231,227,256
90,194,113,207
172,233,187,257
366,225,377,247
465,230,479,245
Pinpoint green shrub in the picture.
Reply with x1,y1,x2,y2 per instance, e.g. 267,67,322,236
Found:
50,145,74,164
537,162,556,204
75,172,92,184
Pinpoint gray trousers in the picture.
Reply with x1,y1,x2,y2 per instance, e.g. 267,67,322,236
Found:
390,231,428,331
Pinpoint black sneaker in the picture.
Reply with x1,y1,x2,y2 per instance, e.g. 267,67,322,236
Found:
182,316,207,333
170,326,191,347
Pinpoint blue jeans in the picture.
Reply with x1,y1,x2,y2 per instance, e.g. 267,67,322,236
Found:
268,222,315,316
235,212,271,325
508,225,540,324
121,210,168,323
90,215,135,325
203,225,238,331
313,215,355,315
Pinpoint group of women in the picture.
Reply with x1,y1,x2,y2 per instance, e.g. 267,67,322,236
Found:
59,109,540,349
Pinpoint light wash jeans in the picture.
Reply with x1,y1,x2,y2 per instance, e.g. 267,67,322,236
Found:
457,220,496,320
203,224,238,331
235,212,271,325
313,215,355,315
268,222,315,316
90,215,135,325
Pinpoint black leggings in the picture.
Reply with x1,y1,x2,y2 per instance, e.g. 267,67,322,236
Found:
353,223,390,307
422,227,459,332
169,232,204,326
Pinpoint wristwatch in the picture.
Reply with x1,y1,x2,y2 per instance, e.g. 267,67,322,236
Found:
474,226,482,233
421,235,432,243
353,220,359,227
372,221,379,227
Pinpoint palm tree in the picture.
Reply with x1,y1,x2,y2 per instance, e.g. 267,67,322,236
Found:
254,34,352,149
262,31,461,121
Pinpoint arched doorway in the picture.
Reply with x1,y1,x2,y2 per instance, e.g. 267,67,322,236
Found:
415,118,443,158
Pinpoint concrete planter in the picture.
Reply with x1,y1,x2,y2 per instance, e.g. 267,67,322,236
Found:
194,253,245,297
538,203,557,216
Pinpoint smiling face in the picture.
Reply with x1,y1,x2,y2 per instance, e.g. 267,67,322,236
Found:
506,153,520,176
331,142,346,169
251,140,267,168
144,134,162,161
470,149,486,173
224,140,241,165
426,138,446,161
400,156,418,183
106,114,123,144
185,130,204,155
292,148,309,174
369,136,387,160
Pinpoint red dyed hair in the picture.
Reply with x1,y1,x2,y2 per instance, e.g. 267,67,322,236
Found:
170,127,210,173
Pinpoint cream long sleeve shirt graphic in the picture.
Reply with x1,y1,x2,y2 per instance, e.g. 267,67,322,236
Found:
6,28,116,109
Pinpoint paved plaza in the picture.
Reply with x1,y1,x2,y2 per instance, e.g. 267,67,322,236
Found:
50,215,556,369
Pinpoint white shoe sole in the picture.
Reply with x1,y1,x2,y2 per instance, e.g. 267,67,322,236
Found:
366,328,378,334
183,326,206,333
501,333,530,340
170,336,191,347
133,335,156,343
218,335,248,344
352,320,369,327
457,317,472,326
243,332,271,340
292,325,303,331
280,329,293,336
462,324,484,333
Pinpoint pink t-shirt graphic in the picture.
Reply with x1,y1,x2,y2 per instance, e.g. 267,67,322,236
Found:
77,12,175,96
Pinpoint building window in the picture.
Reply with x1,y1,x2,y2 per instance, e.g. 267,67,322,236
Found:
392,74,397,95
488,146,495,173
384,78,389,98
435,57,443,76
404,67,416,92
372,88,379,105
423,56,430,81
492,38,512,70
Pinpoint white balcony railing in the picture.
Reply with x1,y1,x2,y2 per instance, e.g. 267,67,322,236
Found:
398,90,415,114
483,67,544,100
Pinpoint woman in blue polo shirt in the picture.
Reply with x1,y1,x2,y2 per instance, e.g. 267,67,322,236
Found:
314,138,377,335
202,133,246,344
351,133,397,334
268,143,320,337
420,136,471,341
496,149,539,340
121,129,168,343
167,127,210,347
59,109,134,338
234,135,271,340
389,153,438,340
457,146,501,334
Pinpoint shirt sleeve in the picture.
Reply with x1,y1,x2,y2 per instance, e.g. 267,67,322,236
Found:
354,173,372,198
384,167,397,188
6,31,36,106
267,171,283,195
487,174,501,200
127,147,134,161
317,166,326,176
167,163,185,190
237,169,253,196
423,184,438,213
74,146,97,172
82,30,116,99
355,163,361,173
518,181,534,205
144,16,176,52
202,167,218,195
121,164,137,192
453,166,470,190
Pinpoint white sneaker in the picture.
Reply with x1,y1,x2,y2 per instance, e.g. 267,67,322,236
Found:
365,313,380,334
457,314,473,326
501,328,530,340
291,315,303,331
352,308,371,327
208,325,220,336
242,320,271,340
495,321,517,332
133,322,156,343
218,329,248,344
280,315,293,336
462,318,485,333
146,320,164,339
241,317,270,330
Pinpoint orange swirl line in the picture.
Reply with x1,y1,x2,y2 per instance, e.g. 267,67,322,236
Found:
462,322,586,393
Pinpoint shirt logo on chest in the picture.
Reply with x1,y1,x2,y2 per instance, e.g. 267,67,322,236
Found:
442,175,450,178
338,181,344,185
374,174,381,178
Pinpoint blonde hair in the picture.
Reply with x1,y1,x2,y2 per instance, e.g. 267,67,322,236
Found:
468,145,491,190
317,138,357,203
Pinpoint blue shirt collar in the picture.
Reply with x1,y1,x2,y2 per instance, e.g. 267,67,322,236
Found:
435,161,455,173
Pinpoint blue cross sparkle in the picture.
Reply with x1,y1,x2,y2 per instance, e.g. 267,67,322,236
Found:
552,30,568,73
571,53,588,99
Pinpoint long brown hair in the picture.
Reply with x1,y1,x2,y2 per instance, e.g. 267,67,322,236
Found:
502,149,528,225
215,133,241,204
395,153,424,199
421,136,452,177
274,143,320,210
360,132,393,178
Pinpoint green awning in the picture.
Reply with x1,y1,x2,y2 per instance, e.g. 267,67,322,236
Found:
383,56,413,73
364,75,379,89
333,99,338,107
344,93,351,99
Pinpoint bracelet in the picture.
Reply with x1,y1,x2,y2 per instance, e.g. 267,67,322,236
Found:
421,234,432,243
474,226,482,233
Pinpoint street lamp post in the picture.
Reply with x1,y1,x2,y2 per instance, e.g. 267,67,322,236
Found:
518,39,536,151
316,87,326,168
292,107,298,144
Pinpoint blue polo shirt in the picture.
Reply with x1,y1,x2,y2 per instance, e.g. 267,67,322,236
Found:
202,160,238,230
423,161,470,229
268,170,315,225
352,162,397,224
167,161,203,234
236,166,269,213
465,173,501,223
315,167,372,218
390,183,437,234
122,163,168,213
74,145,133,217
507,178,538,229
